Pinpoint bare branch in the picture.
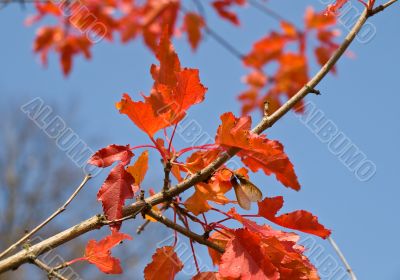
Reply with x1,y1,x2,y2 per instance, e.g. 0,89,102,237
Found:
0,174,92,260
31,258,69,280
328,236,358,280
145,210,224,254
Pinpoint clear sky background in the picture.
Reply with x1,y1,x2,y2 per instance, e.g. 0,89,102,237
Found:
1,1,399,279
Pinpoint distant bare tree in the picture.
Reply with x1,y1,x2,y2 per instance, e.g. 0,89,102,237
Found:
0,98,167,280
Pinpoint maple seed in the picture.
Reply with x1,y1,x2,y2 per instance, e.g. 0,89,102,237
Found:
231,174,263,210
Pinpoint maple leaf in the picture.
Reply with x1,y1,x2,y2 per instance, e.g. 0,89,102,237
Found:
97,163,135,231
185,169,232,215
227,208,300,242
62,36,92,76
305,7,336,29
127,150,149,192
144,246,183,280
147,30,207,123
116,93,171,137
325,0,350,15
183,12,205,50
151,68,207,123
219,228,320,280
80,231,132,274
258,196,331,238
151,27,181,88
88,144,133,168
208,229,235,266
185,149,221,173
219,228,280,279
140,1,180,53
216,112,301,190
192,272,218,280
243,32,288,68
212,0,245,25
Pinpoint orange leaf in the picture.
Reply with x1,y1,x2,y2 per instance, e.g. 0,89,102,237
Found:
325,0,350,15
127,150,149,190
83,231,132,274
151,27,181,88
147,28,207,123
243,33,288,68
116,93,171,137
144,246,183,280
258,196,331,238
185,169,232,215
305,7,336,29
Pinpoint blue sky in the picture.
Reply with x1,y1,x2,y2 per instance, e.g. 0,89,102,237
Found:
1,1,399,279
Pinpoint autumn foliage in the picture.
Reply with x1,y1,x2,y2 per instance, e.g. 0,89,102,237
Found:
6,0,385,279
72,25,333,278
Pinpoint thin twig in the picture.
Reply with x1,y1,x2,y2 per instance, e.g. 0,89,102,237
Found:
328,236,357,280
182,214,200,275
248,0,289,23
31,258,68,280
0,174,91,260
0,3,396,273
368,0,398,16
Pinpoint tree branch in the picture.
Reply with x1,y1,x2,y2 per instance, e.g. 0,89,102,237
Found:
0,3,394,274
0,174,91,260
145,210,224,254
368,0,398,16
328,236,357,280
31,258,69,280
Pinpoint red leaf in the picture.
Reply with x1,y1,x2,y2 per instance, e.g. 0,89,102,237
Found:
219,229,280,279
83,231,132,274
183,12,205,50
208,229,235,266
212,0,245,25
97,163,134,231
219,228,320,280
216,112,300,190
258,196,331,238
88,144,133,168
192,272,218,280
144,246,183,280
116,93,171,137
227,208,299,242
